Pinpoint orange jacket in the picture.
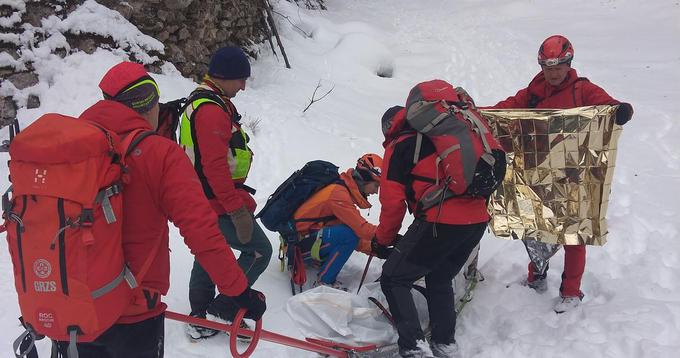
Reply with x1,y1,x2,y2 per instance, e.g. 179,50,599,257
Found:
293,169,375,253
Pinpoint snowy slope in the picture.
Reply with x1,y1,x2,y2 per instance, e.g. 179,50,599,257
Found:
1,0,679,357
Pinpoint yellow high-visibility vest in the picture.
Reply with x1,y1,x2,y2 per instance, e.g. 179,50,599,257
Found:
179,96,252,180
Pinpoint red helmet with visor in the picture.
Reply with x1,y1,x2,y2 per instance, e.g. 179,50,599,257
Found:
538,35,574,67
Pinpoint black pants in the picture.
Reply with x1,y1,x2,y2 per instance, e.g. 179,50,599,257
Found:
55,314,164,358
380,220,486,350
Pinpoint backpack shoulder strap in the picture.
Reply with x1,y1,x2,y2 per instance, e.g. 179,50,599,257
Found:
292,181,346,225
118,129,162,284
123,130,157,157
573,77,589,107
164,97,188,108
413,132,423,165
188,90,230,114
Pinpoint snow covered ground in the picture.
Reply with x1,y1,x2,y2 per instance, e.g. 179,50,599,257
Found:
1,0,679,357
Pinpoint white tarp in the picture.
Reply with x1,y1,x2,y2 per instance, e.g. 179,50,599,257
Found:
285,243,481,347
285,282,429,346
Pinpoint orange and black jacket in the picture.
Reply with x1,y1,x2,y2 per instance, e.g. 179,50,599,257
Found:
293,169,375,253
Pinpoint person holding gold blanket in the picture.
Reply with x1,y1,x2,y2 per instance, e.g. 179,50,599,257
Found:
491,34,634,313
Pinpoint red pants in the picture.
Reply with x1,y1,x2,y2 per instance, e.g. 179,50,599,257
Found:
528,244,586,297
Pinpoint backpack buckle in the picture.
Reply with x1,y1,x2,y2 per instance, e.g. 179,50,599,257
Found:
94,185,121,224
80,209,94,226
123,265,138,289
2,185,13,214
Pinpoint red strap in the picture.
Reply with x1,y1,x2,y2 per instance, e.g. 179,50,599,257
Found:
132,228,163,287
292,246,306,286
81,228,95,246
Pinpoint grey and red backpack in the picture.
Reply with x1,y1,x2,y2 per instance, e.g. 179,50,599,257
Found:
402,79,507,210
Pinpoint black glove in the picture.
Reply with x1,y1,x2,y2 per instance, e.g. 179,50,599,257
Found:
615,102,634,125
231,287,266,321
371,237,391,260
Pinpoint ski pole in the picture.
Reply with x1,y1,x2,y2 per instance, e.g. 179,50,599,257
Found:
368,297,395,327
165,309,348,357
356,254,373,294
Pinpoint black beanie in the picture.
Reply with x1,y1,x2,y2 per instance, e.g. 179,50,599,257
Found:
208,47,251,80
381,105,405,136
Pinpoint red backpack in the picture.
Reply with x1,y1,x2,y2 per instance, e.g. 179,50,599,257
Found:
404,80,506,210
2,113,156,355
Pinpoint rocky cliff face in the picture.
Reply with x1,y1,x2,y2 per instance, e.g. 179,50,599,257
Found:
1,1,82,125
0,0,281,127
97,0,270,80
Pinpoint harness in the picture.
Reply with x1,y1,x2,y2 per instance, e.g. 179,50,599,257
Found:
288,180,349,261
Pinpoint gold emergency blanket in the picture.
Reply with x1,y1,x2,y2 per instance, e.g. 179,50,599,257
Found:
480,105,622,246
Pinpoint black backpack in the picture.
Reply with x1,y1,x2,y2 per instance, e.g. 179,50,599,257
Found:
255,160,342,294
256,160,342,234
156,90,228,142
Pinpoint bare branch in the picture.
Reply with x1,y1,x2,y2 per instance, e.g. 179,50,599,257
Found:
263,0,291,68
242,114,262,135
271,9,312,38
302,80,335,113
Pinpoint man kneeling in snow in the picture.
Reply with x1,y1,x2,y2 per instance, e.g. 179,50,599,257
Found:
294,154,383,290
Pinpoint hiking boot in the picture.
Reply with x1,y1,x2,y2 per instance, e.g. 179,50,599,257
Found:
431,342,460,358
521,277,547,293
554,294,584,314
184,312,219,340
185,321,220,340
205,313,253,343
313,280,348,292
399,340,435,358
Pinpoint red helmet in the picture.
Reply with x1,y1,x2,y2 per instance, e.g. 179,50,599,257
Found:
537,35,573,67
356,153,383,182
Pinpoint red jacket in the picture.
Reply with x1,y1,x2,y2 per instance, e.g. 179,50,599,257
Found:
493,69,621,109
80,100,248,323
191,81,256,215
375,110,489,246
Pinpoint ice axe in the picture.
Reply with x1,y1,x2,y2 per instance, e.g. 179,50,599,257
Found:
356,254,373,294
